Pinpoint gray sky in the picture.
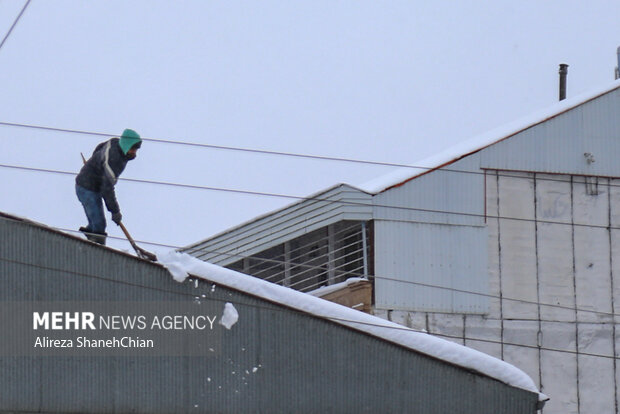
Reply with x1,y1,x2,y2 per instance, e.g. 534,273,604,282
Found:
1,0,620,255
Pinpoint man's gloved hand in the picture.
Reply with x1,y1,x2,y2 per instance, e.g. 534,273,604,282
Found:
112,211,122,225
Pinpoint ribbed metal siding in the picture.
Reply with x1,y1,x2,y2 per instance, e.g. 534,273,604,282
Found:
183,184,373,266
374,220,489,313
371,155,488,313
373,155,485,227
481,87,620,176
0,215,539,413
0,218,173,303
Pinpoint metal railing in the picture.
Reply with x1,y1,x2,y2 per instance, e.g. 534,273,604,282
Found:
230,221,370,293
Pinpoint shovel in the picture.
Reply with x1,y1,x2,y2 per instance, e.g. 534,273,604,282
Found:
81,152,157,262
118,222,158,262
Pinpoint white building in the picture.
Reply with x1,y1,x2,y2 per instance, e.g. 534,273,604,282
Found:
184,79,620,414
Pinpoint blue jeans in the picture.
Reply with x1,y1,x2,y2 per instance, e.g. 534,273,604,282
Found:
76,184,106,234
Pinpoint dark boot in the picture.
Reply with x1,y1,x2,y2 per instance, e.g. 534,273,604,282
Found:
91,232,107,246
80,227,107,245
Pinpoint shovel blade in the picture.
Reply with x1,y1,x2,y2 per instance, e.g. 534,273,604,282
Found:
135,245,157,262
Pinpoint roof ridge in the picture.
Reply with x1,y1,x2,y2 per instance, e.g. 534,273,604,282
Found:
359,78,620,194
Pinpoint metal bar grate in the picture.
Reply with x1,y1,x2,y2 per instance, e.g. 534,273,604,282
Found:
227,221,371,293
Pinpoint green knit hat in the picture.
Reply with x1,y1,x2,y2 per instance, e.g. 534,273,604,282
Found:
119,128,142,154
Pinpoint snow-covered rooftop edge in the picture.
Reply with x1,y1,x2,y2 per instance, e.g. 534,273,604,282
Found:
359,79,620,194
159,251,547,401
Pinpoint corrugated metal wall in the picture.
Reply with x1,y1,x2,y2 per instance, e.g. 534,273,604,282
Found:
375,221,488,313
0,215,540,413
373,155,485,227
373,155,490,312
481,87,620,176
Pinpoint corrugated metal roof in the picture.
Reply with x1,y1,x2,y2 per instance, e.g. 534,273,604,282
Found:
182,184,373,265
0,211,156,265
0,213,544,413
360,79,620,194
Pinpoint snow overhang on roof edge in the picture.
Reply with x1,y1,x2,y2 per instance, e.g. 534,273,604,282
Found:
159,250,548,402
358,79,620,194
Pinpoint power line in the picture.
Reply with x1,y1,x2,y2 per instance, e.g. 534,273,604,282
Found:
1,162,620,318
2,120,618,192
0,120,422,169
1,161,619,234
430,331,618,361
326,314,620,361
3,162,620,319
0,0,31,53
171,219,620,319
1,254,618,363
7,215,620,321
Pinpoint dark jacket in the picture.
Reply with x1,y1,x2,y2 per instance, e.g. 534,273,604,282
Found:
75,138,129,215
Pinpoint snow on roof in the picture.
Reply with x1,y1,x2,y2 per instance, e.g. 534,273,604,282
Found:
307,277,368,298
159,251,546,401
360,79,620,194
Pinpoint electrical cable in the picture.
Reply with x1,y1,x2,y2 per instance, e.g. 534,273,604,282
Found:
1,163,618,320
0,120,617,191
0,0,31,53
1,142,619,322
0,162,618,235
429,331,618,361
0,120,449,169
1,164,619,319
4,214,620,321
1,254,618,362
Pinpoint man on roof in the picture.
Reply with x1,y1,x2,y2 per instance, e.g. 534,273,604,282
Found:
75,128,142,245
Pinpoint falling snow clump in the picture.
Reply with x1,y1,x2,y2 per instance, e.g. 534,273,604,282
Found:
220,302,239,330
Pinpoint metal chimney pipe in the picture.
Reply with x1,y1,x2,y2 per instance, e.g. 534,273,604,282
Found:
559,63,569,101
